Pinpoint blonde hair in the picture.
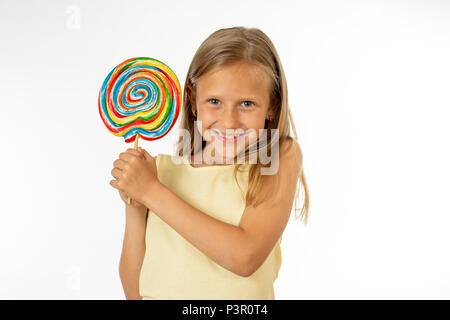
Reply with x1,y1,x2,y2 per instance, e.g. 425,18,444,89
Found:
175,26,310,225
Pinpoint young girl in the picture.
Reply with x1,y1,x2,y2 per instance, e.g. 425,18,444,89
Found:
110,26,310,300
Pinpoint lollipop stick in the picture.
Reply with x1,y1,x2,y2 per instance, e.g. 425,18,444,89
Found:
134,133,140,150
126,134,140,205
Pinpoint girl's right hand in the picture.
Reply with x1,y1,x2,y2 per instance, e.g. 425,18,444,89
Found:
115,148,147,209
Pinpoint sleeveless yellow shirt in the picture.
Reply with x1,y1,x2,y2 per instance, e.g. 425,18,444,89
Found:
139,153,282,300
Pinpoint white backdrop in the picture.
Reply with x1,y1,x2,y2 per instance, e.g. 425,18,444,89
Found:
1,0,449,299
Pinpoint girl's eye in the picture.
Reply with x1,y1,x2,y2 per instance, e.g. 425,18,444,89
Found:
242,101,254,108
207,99,254,108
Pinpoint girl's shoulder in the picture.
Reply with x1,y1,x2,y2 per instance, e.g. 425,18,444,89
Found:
279,137,302,164
270,137,302,184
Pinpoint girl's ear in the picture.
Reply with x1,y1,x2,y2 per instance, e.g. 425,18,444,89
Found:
268,99,280,119
190,99,197,117
267,106,276,120
186,83,197,116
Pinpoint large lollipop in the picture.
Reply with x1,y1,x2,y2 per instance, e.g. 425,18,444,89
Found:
99,57,181,204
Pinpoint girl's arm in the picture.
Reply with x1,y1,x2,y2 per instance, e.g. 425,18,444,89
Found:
119,205,148,300
142,139,302,277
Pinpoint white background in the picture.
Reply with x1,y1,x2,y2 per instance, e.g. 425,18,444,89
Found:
1,0,449,299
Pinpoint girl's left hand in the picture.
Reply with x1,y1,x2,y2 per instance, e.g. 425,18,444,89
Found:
110,147,158,205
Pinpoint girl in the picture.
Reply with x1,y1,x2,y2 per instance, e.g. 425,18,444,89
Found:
110,26,310,300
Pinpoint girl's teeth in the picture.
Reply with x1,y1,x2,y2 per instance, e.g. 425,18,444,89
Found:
212,130,244,140
223,134,239,139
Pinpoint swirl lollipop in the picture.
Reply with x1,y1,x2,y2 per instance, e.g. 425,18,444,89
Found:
99,57,182,204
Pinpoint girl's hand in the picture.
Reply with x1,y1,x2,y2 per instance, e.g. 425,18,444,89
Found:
110,147,158,206
112,148,146,208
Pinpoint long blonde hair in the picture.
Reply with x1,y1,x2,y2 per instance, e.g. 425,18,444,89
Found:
175,26,310,225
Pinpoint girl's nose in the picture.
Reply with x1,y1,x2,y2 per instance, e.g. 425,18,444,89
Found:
221,107,240,128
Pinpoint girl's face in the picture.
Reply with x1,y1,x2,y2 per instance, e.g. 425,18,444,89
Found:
194,62,275,163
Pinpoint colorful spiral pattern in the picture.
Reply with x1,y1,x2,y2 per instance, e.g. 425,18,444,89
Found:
98,57,181,142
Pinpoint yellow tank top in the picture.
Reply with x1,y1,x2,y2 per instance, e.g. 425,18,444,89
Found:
139,153,282,300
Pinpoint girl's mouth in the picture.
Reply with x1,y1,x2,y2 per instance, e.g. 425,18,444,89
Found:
212,129,245,143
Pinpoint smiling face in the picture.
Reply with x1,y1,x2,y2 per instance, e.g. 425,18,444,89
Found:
193,62,275,164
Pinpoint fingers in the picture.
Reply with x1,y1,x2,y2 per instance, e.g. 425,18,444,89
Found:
113,148,142,181
114,149,140,172
138,147,153,161
111,167,122,180
119,148,145,162
113,159,126,170
110,179,118,189
127,148,146,160
126,148,142,157
119,151,136,162
135,147,146,160
111,148,145,191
